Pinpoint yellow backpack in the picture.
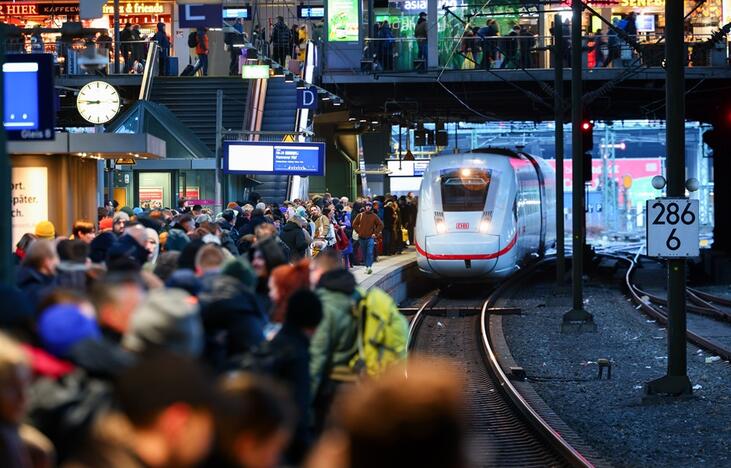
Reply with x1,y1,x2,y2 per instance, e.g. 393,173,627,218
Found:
349,287,409,377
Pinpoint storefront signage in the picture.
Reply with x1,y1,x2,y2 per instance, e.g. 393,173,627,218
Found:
0,1,169,16
224,141,326,176
402,0,456,11
103,2,165,15
11,167,48,249
619,0,664,7
327,0,358,42
4,54,54,141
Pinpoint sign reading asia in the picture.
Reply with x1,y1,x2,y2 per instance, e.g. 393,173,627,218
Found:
223,141,326,176
11,167,48,250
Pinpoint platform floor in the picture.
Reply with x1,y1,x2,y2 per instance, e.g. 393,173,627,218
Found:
352,247,416,289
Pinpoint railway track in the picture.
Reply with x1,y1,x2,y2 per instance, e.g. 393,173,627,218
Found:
610,252,731,362
406,268,595,468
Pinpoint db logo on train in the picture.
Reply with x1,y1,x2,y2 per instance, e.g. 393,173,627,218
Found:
456,223,469,230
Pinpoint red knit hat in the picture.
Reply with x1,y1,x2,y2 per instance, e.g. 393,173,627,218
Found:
99,217,114,231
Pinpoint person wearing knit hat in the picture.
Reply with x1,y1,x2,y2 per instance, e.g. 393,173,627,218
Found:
34,220,55,240
133,207,144,216
255,202,266,211
99,216,114,232
38,303,101,358
295,206,307,219
120,206,135,218
112,211,130,236
123,288,203,357
221,256,257,290
226,202,239,210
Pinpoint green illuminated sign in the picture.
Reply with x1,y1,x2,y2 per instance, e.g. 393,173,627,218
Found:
327,0,358,42
242,65,270,79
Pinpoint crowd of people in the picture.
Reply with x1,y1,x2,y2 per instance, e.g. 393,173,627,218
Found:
0,191,461,468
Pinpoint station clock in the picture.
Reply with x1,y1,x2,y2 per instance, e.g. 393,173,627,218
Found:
76,81,121,125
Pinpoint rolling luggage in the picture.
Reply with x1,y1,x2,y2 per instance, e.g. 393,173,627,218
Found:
180,59,199,76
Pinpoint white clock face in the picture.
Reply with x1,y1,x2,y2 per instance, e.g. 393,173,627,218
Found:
76,81,121,125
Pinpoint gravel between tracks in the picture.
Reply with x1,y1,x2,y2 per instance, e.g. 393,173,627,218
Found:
501,277,731,468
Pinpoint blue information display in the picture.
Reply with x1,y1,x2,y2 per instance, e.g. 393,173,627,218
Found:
3,54,54,140
224,141,326,176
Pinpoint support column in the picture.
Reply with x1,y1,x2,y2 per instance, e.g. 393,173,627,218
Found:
0,26,11,285
562,0,595,331
553,14,565,286
427,0,438,69
114,0,120,73
645,0,692,396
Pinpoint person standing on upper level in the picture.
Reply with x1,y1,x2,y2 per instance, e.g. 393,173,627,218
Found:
271,16,293,65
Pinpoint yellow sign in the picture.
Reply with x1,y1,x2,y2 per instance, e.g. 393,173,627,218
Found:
623,175,633,189
282,134,296,142
619,0,664,8
102,2,166,15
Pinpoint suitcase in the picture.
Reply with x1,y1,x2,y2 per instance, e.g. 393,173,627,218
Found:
180,59,199,77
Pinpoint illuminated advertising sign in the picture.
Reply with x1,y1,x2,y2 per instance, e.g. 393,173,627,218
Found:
241,64,270,79
3,54,54,141
327,0,358,42
224,141,326,176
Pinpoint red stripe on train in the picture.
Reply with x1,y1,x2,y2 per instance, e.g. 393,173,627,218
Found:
415,233,517,261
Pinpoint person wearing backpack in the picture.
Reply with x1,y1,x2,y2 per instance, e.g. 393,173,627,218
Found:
308,250,359,433
188,29,199,68
193,28,209,75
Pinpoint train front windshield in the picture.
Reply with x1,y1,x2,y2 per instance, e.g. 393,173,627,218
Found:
440,169,491,212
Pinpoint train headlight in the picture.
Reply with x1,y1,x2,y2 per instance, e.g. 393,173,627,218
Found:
479,220,490,233
436,220,448,234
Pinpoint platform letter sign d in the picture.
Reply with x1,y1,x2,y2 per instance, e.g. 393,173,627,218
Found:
297,87,317,110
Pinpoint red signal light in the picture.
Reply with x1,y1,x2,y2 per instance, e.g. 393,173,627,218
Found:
581,121,592,131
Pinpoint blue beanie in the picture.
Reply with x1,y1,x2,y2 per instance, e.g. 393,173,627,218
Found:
133,207,144,216
38,304,101,358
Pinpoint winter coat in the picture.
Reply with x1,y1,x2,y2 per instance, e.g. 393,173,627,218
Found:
66,337,135,381
16,266,55,311
199,276,265,370
281,221,309,260
415,20,428,41
269,324,313,463
309,269,358,399
272,21,292,48
352,211,383,239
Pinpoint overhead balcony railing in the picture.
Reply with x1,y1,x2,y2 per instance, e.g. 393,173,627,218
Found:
357,33,729,74
4,38,161,76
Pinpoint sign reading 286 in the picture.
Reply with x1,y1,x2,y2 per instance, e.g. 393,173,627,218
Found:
646,198,699,258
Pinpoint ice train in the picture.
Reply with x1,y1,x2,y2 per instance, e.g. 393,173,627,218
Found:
415,148,556,280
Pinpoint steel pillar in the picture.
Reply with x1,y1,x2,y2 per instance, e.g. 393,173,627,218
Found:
645,0,692,396
553,14,566,286
562,0,595,331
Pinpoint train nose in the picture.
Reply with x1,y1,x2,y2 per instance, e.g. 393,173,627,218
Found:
423,233,501,278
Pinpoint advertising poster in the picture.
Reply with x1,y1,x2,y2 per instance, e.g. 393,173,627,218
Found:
327,0,358,42
11,167,48,248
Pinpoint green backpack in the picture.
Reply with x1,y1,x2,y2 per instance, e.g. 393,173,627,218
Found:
349,287,409,377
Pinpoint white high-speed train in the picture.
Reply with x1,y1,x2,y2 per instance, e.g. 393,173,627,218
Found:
415,148,556,280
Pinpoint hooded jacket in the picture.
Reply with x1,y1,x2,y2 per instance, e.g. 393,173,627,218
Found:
309,269,358,399
199,276,265,371
280,220,309,259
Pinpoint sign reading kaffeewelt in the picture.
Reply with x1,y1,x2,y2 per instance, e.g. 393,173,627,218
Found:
0,1,170,16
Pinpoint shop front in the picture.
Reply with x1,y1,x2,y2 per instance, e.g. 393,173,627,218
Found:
0,0,174,61
8,132,165,245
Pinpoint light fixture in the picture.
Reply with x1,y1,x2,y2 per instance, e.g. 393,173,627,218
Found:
284,72,294,83
348,117,356,121
296,79,306,89
359,118,367,123
321,94,331,101
333,99,342,106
